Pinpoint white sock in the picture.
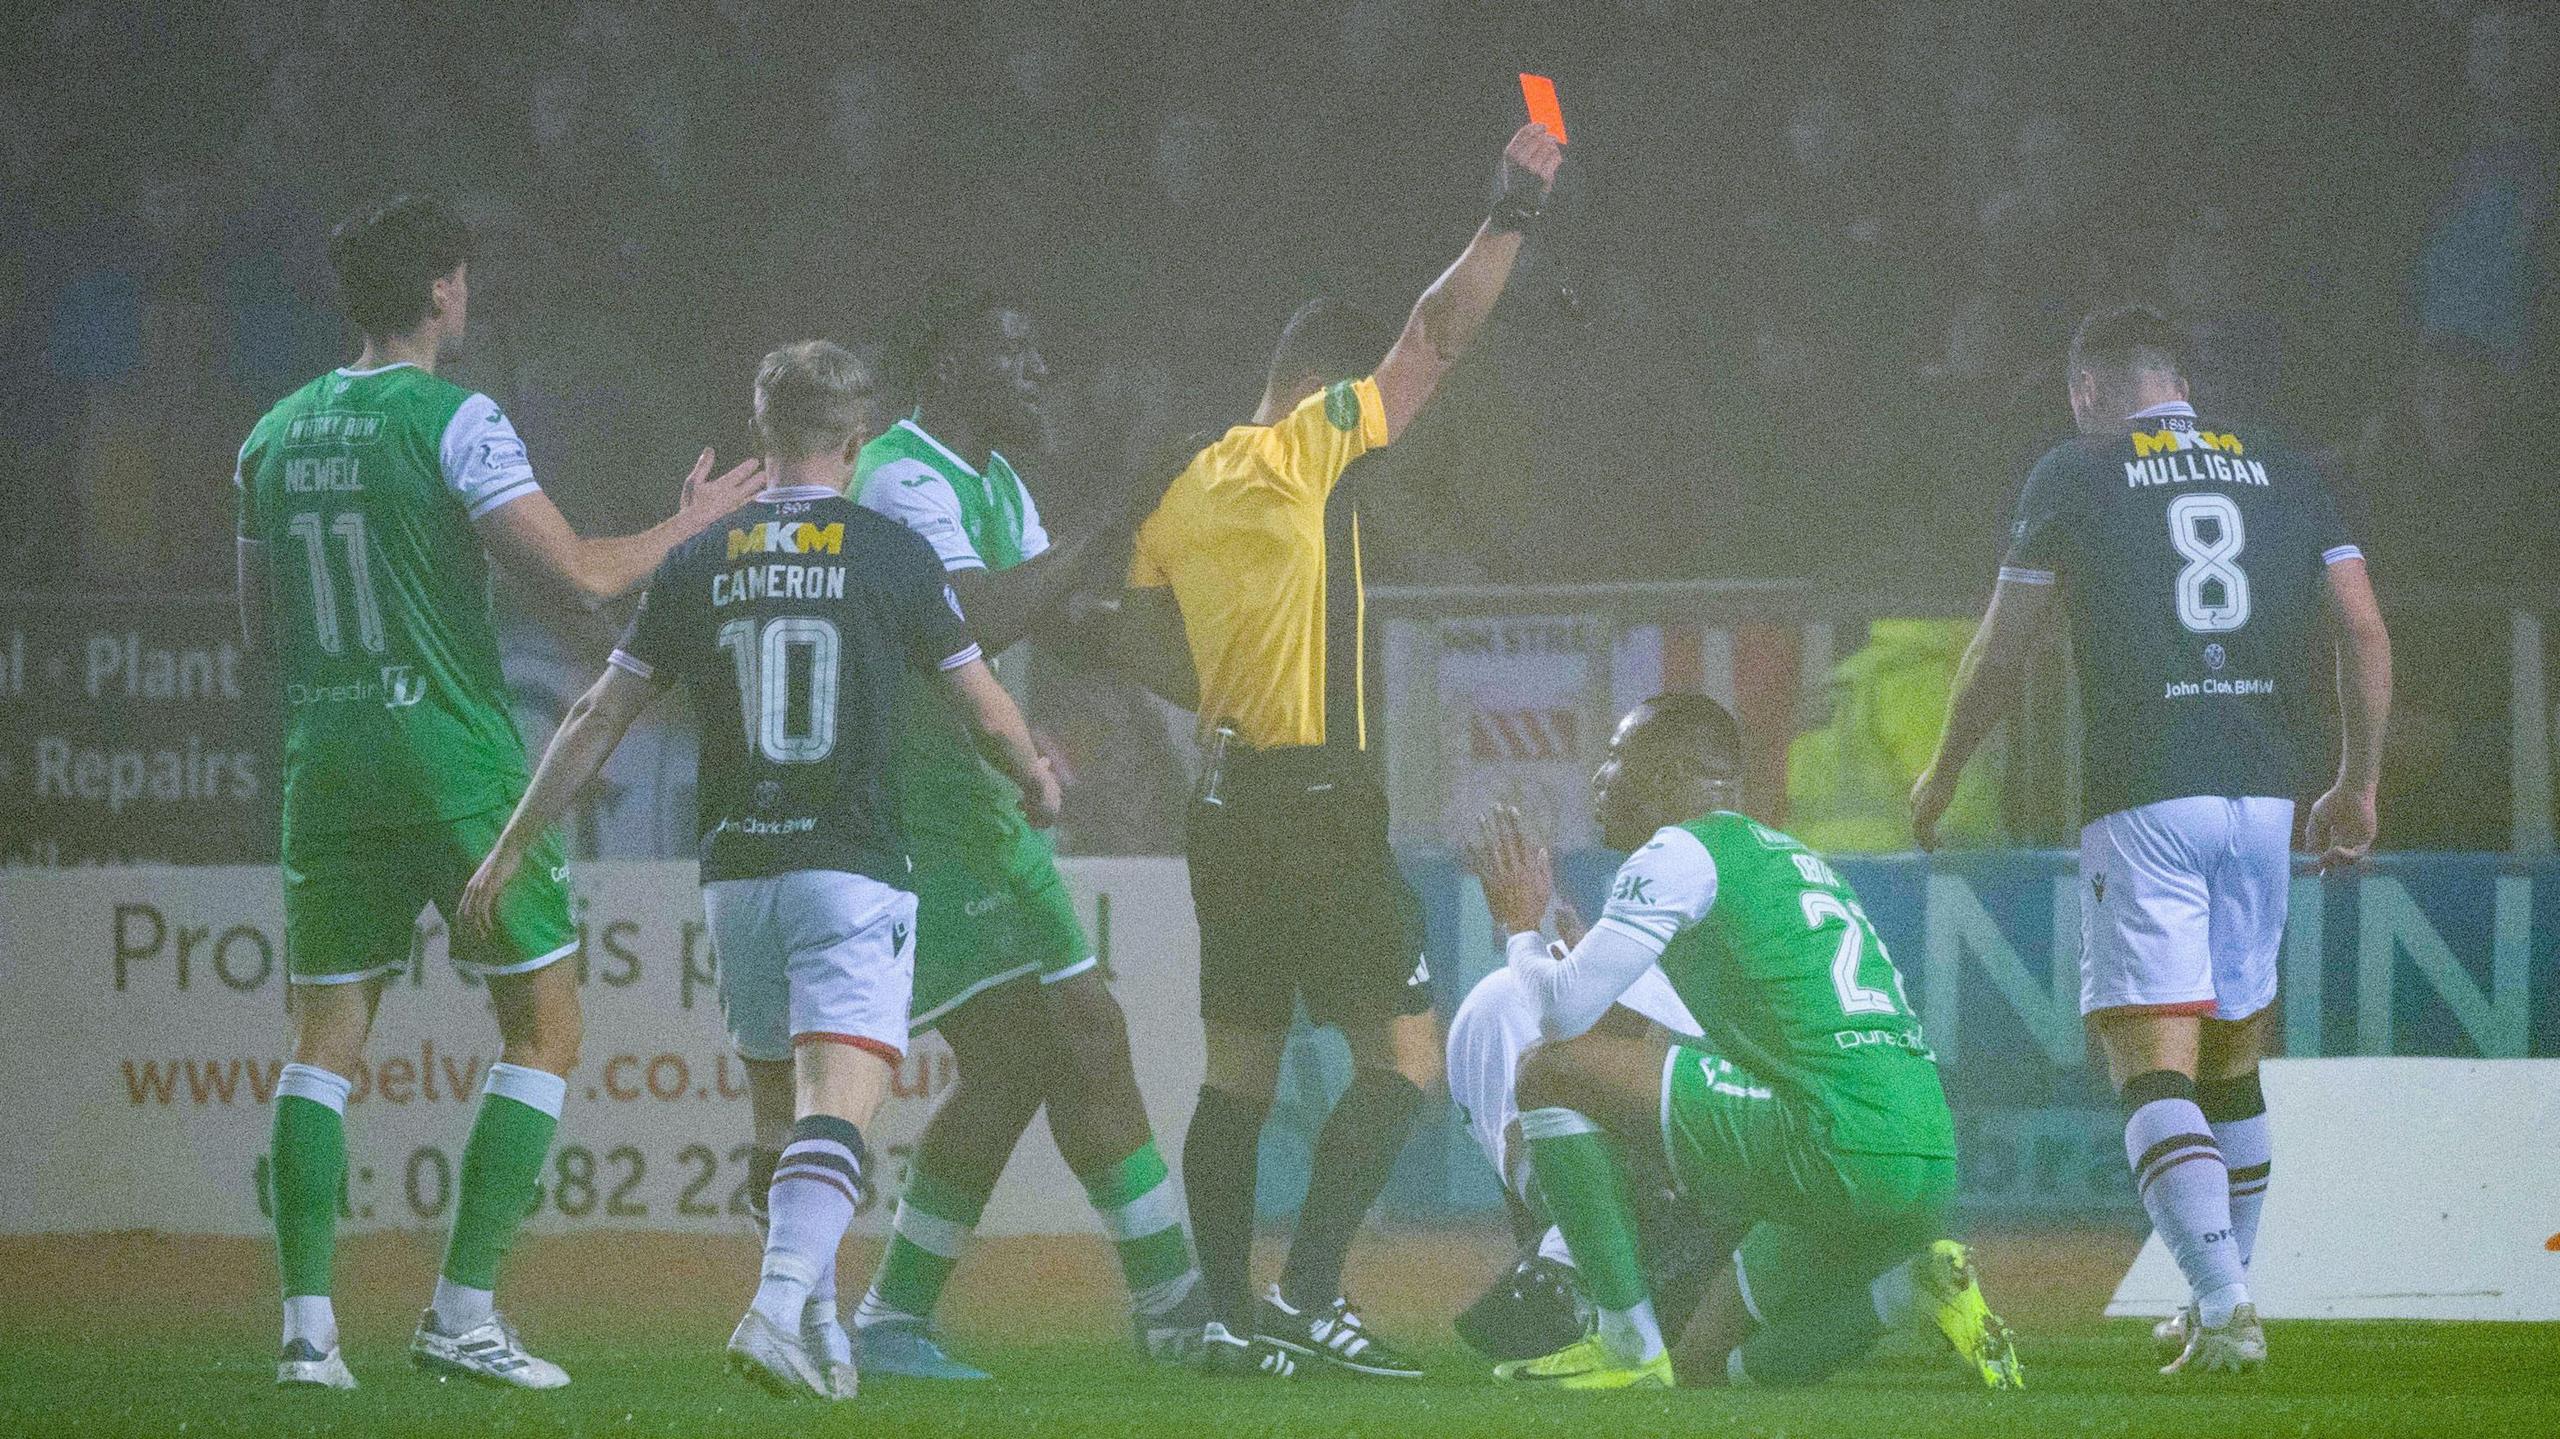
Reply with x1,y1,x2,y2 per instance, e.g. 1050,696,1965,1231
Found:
1596,1296,1665,1365
432,1277,495,1332
2212,1112,2271,1271
755,1118,864,1327
1869,1254,1925,1329
282,1294,337,1352
1536,1225,1575,1268
2123,1079,2248,1327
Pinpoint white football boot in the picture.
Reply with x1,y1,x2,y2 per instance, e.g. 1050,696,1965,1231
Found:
2161,1302,2267,1376
276,1338,357,1390
410,1309,571,1389
727,1308,838,1400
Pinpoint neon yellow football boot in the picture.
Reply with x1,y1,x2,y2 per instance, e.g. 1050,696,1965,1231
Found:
1918,1240,2025,1390
1491,1334,1673,1390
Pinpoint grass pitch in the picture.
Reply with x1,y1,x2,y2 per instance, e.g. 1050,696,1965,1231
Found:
4,1229,2553,1439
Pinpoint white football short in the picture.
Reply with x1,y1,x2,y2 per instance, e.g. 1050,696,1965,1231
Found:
2077,795,2295,1021
1446,959,1701,1192
703,868,918,1064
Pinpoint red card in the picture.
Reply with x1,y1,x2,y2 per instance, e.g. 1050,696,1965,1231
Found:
1519,72,1567,144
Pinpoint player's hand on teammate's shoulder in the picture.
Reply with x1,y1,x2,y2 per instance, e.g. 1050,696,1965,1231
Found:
1501,120,1565,200
1466,804,1555,935
676,447,767,528
2305,782,2378,873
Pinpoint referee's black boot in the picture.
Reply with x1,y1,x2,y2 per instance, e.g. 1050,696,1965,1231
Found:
1256,1286,1425,1379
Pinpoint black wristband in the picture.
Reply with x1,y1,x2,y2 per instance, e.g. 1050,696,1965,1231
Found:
1488,192,1546,234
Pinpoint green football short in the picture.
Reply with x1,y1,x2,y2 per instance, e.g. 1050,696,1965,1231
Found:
1656,1041,1958,1325
905,821,1094,1034
282,805,576,985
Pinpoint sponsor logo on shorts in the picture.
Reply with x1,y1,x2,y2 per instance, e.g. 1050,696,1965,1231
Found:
892,922,910,955
2092,872,2107,903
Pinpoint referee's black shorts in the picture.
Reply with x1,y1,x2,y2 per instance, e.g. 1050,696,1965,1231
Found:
1184,747,1431,1034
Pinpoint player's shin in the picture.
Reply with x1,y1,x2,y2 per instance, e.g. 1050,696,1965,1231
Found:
2200,1070,2270,1272
272,1064,353,1351
433,1062,566,1331
2121,1069,2248,1325
1279,1068,1423,1310
1183,1084,1266,1331
856,1164,991,1329
1520,1107,1663,1366
754,1115,869,1325
1079,1139,1200,1316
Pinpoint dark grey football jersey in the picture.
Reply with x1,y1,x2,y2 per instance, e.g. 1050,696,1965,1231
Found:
2003,403,2359,820
611,486,982,883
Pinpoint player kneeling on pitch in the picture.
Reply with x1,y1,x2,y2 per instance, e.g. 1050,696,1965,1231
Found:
460,341,1060,1402
1464,696,2022,1391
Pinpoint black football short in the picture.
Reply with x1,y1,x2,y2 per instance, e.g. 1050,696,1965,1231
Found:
1184,752,1431,1034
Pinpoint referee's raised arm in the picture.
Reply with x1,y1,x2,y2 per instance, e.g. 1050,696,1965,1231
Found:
1373,120,1565,437
1123,119,1566,1377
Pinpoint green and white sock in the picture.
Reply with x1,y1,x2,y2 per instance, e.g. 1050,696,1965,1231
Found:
1079,1140,1199,1316
1521,1106,1661,1364
855,1164,990,1329
272,1063,351,1351
434,1062,564,1331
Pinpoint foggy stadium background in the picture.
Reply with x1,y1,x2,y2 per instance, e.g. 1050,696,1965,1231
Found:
3,0,2552,862
0,1,2555,1431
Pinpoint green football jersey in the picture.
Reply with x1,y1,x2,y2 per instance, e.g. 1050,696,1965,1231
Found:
1595,812,1955,1156
234,362,541,839
851,418,1052,852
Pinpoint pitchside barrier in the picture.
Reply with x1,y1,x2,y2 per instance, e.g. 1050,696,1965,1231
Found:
2104,1058,2560,1321
1,853,2553,1240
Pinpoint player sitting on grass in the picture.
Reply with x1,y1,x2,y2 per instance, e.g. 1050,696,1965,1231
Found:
1446,943,1721,1361
459,341,1059,1401
839,293,1211,1378
237,195,768,1393
1464,696,2023,1391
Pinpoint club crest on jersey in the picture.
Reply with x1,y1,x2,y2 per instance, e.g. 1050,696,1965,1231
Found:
380,665,425,709
726,520,843,560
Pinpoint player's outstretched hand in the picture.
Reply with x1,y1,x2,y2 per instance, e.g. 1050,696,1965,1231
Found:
1019,756,1064,829
1465,803,1555,936
457,843,523,944
677,447,766,528
1909,765,1955,852
2305,782,2377,873
1501,121,1565,202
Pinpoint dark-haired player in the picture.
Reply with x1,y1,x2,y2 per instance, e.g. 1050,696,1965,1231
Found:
1120,120,1563,1377
843,295,1211,1376
235,195,767,1391
1468,697,2020,1391
461,340,1058,1400
1913,306,2392,1375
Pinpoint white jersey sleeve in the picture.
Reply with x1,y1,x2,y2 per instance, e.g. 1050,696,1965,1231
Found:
1014,475,1052,562
1617,965,1702,1038
441,394,541,519
1590,825,1720,954
860,458,986,572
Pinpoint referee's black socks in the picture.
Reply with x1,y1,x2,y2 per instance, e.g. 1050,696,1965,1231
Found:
1280,1068,1424,1311
1183,1083,1268,1331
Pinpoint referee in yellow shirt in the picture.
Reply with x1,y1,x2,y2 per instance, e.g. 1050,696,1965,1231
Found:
1122,120,1564,1377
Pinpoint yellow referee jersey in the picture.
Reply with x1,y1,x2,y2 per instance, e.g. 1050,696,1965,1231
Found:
1129,375,1391,751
